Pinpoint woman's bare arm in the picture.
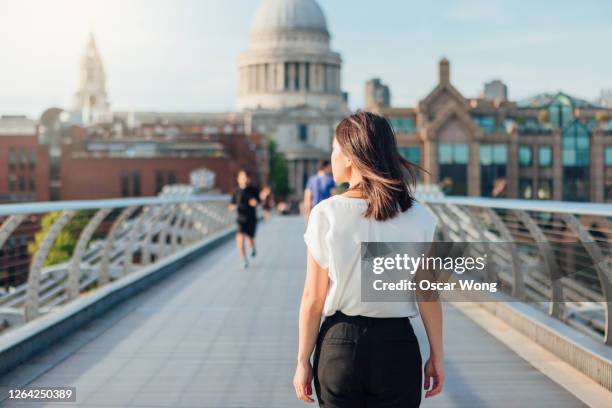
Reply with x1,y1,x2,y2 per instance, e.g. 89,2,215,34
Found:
294,251,329,403
417,299,444,398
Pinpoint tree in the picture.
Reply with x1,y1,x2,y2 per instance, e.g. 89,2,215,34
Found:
268,139,291,199
28,210,95,267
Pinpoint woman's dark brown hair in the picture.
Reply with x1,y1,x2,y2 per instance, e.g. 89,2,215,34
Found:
335,111,420,221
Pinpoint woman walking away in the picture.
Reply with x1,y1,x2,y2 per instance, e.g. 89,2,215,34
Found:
293,112,444,407
228,170,260,268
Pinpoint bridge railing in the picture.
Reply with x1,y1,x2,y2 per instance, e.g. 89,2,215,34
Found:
0,186,233,332
419,195,612,345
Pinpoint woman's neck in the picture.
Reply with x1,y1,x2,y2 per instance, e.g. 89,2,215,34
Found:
342,184,366,199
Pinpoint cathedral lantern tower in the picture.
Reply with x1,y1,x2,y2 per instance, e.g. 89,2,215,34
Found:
73,33,112,125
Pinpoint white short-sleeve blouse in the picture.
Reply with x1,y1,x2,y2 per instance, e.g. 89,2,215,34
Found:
303,195,437,318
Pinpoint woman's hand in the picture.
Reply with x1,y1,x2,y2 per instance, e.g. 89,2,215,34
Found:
293,361,314,403
248,198,258,207
423,355,444,398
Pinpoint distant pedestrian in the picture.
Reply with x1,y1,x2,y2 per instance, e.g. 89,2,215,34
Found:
303,160,336,221
228,170,260,268
260,184,275,221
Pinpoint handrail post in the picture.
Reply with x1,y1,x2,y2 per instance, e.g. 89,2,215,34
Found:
25,210,76,321
514,210,565,320
562,214,612,345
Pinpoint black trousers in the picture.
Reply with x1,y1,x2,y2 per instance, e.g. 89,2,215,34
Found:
313,311,422,408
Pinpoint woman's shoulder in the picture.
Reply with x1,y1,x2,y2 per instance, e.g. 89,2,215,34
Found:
401,199,438,228
315,195,365,212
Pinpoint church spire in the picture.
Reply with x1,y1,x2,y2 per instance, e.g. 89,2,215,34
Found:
73,32,112,125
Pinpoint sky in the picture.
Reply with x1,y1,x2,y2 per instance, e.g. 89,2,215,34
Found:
1,0,611,118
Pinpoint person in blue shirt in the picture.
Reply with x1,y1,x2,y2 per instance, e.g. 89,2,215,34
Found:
303,160,336,221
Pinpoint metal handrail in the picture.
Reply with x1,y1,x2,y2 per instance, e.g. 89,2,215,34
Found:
0,194,231,216
421,196,612,217
419,194,612,345
0,188,234,332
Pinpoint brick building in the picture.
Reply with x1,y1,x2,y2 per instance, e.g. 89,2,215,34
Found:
0,116,49,202
368,59,612,202
0,116,50,290
54,118,266,200
0,114,267,289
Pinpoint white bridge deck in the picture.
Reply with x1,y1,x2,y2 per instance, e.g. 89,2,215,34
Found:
0,217,586,407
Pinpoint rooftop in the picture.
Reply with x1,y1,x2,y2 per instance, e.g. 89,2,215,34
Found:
517,92,602,109
0,115,37,136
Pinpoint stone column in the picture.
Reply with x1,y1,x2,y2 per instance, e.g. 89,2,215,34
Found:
552,131,563,200
321,64,327,92
335,66,341,92
506,132,519,198
468,141,480,196
250,66,256,93
297,160,305,192
253,65,259,93
269,63,276,92
278,62,285,91
299,63,306,92
423,138,437,184
591,130,604,202
288,159,296,196
259,64,266,92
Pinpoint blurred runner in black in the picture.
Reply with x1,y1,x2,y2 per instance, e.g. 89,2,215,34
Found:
229,170,260,268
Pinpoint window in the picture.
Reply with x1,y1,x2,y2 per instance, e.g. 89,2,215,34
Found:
605,147,612,167
19,148,26,170
155,171,164,193
29,178,35,191
439,144,469,165
519,178,533,199
29,149,36,170
479,144,507,165
472,116,496,135
537,179,553,200
549,94,573,128
389,117,416,133
132,171,141,196
298,124,308,142
8,175,16,191
8,148,17,171
439,144,469,195
538,146,553,167
518,145,532,167
294,63,300,90
399,146,421,165
18,175,25,191
120,171,130,197
167,171,176,185
480,144,507,197
562,121,590,166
